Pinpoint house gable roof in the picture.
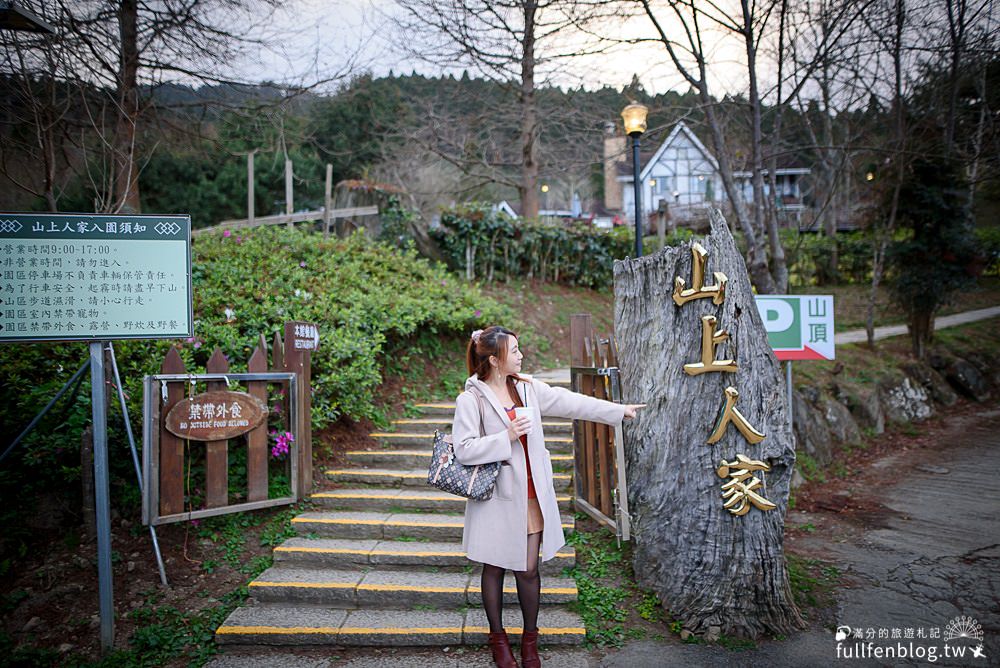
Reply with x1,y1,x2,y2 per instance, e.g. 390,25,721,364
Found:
638,121,719,181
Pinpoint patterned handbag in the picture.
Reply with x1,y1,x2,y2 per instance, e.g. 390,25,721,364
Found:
427,388,501,501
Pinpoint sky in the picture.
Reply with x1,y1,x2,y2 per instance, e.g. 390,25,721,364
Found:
241,0,751,97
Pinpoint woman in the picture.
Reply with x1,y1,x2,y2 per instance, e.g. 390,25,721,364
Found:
452,325,643,668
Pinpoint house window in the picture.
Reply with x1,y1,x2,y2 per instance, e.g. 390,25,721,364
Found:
655,177,672,194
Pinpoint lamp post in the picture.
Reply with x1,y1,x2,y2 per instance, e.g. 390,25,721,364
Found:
622,102,649,258
541,183,549,223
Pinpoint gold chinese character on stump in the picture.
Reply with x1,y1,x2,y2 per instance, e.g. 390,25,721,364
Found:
684,315,738,376
707,386,765,445
716,454,776,516
673,242,728,306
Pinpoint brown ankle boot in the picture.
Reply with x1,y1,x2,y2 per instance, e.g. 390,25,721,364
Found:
488,630,519,668
521,628,540,668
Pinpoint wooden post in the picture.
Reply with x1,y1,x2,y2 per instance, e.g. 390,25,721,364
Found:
271,330,284,373
247,335,269,502
569,314,592,369
159,348,186,516
658,207,666,251
323,164,333,239
285,159,293,228
570,314,594,508
247,151,255,228
282,323,312,499
204,348,230,508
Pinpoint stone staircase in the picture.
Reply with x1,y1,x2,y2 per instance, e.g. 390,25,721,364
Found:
215,377,586,648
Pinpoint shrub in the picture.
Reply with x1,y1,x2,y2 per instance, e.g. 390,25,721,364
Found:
429,203,635,288
784,230,874,286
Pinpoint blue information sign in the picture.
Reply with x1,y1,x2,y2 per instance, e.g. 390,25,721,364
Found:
0,212,193,342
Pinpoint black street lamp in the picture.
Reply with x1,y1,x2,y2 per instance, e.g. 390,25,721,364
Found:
621,102,649,258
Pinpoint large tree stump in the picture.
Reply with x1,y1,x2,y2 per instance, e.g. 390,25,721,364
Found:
613,210,803,638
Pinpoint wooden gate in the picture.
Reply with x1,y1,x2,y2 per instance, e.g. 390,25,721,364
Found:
141,328,310,526
569,314,631,541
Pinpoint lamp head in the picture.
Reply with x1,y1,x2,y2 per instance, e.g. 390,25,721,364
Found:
621,102,649,137
541,184,549,193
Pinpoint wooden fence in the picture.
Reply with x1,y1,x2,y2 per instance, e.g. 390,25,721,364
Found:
569,313,631,541
193,206,379,238
141,325,315,525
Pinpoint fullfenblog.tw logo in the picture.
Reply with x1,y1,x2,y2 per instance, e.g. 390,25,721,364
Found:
835,616,987,662
944,616,986,659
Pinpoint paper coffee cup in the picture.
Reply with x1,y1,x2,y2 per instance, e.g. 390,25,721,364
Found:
514,407,534,422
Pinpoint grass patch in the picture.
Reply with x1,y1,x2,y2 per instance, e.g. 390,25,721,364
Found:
786,553,841,611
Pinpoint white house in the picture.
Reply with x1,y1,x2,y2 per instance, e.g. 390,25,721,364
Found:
612,121,810,226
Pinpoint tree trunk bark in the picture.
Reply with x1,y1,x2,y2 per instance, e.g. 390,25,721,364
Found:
867,0,906,349
112,0,141,213
518,1,539,220
742,0,786,294
613,210,803,638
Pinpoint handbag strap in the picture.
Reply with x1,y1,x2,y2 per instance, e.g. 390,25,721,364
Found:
467,387,486,437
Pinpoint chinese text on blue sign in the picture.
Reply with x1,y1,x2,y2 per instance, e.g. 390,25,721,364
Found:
0,213,192,342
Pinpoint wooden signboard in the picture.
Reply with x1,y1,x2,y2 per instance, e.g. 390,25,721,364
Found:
164,390,267,441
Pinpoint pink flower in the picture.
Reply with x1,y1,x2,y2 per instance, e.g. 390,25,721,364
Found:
185,337,195,343
193,341,202,349
223,230,232,238
191,519,201,527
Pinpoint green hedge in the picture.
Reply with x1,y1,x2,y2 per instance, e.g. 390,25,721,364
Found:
782,230,875,285
429,203,641,288
0,227,513,567
976,226,1000,276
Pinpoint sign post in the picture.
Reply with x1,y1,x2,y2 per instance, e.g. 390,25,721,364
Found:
284,321,319,499
1,212,192,653
755,295,836,431
89,341,113,650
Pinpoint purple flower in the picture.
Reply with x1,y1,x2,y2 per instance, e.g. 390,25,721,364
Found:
270,430,295,459
299,261,306,268
474,309,482,317
193,341,202,349
223,229,232,238
191,519,201,527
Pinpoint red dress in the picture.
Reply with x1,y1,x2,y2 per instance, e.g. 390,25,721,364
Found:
504,405,537,499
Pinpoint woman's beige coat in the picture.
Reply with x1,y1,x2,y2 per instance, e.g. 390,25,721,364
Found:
453,373,626,571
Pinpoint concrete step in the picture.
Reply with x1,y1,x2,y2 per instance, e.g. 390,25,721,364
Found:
291,510,575,541
324,467,573,491
310,487,574,513
247,567,579,608
273,537,574,574
369,431,575,452
216,604,586,646
389,417,573,435
346,449,574,470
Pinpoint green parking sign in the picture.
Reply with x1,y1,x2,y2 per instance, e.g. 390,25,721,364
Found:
0,212,192,342
754,295,834,360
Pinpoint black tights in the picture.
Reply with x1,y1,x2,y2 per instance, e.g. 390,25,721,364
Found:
481,532,542,633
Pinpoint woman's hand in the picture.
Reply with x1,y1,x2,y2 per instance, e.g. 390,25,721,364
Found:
507,416,532,441
623,404,646,420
